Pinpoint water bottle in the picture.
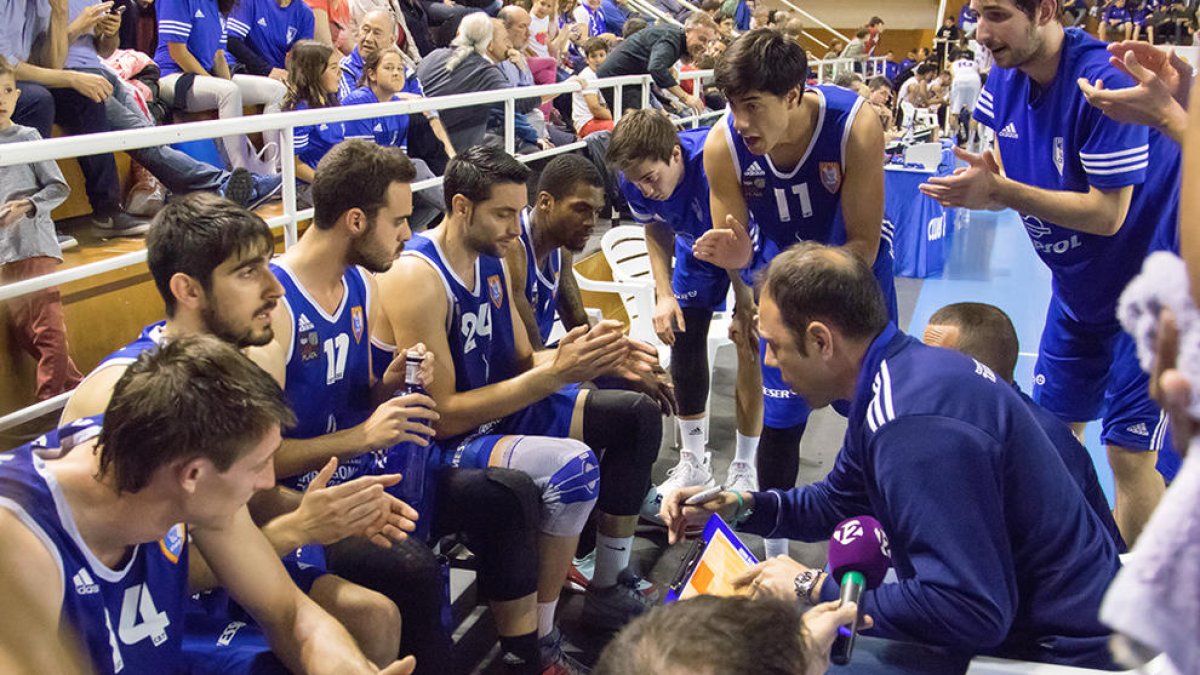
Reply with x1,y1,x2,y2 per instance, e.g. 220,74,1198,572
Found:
389,350,434,540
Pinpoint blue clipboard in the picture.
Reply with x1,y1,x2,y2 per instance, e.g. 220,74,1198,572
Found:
665,514,760,603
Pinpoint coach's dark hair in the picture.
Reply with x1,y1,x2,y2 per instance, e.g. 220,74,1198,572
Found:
147,193,274,318
312,139,416,230
606,109,679,170
1014,0,1062,19
538,154,604,201
98,335,296,493
594,596,811,675
762,242,888,353
928,302,1020,382
715,29,808,99
443,144,530,211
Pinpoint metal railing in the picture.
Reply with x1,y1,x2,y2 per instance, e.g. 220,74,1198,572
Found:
0,69,722,431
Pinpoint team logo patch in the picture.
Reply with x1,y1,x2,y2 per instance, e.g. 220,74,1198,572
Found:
160,523,186,564
351,306,365,344
1053,137,1064,176
819,162,842,194
488,274,504,308
299,329,320,362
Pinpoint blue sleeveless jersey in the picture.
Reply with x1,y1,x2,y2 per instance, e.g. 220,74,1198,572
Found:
0,418,189,675
97,322,166,369
518,208,561,344
404,233,520,400
272,260,377,490
721,85,866,265
621,127,715,245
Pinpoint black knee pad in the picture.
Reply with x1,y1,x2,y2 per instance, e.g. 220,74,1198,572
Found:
584,389,662,516
482,467,542,532
671,307,715,417
756,423,806,491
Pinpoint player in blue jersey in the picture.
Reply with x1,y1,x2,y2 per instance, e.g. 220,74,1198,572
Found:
226,0,315,74
919,0,1179,546
607,110,766,502
375,146,664,641
665,245,1122,669
0,335,416,674
692,28,896,560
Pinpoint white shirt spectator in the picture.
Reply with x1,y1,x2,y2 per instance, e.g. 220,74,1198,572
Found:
572,65,601,131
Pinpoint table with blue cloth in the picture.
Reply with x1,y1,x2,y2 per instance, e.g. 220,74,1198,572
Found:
884,143,957,278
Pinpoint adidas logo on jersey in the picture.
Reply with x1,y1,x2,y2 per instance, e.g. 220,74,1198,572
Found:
745,162,766,177
257,17,269,27
73,569,99,595
998,123,1019,139
297,313,315,332
194,9,205,17
1126,423,1150,437
373,123,384,133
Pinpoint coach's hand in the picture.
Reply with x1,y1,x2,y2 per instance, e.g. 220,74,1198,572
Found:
802,602,874,675
918,147,1005,211
694,214,754,270
361,393,439,450
660,485,742,544
552,320,629,384
293,459,418,547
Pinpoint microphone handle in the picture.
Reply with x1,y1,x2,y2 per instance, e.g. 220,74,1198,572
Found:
830,571,865,666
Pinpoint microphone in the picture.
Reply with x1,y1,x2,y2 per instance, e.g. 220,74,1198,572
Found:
826,516,892,665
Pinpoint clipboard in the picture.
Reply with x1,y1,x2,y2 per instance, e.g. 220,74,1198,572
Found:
665,514,760,603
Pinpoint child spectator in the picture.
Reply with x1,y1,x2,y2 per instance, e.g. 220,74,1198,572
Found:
283,41,344,187
0,59,83,401
226,0,317,75
572,37,613,137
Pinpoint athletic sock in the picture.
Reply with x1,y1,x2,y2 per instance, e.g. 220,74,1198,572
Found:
500,631,540,673
734,432,759,465
593,533,633,588
537,600,558,639
764,538,789,560
678,416,707,460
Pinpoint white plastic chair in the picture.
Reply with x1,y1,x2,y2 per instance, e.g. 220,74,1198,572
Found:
573,226,734,440
904,142,944,171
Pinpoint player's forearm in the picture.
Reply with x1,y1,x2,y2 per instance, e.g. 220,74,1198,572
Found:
436,365,563,437
260,513,310,557
268,593,380,675
643,221,677,299
556,265,589,329
275,431,370,479
843,233,880,266
992,177,1127,236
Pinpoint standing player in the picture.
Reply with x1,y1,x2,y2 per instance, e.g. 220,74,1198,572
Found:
920,0,1179,546
374,146,663,637
0,336,414,675
606,110,765,503
693,29,897,561
949,48,984,147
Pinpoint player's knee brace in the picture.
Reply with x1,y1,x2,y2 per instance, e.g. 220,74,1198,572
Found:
585,390,661,516
671,308,715,417
506,436,600,537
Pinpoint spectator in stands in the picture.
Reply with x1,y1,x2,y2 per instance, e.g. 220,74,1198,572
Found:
528,0,576,61
1104,0,1135,40
899,47,917,72
782,17,806,43
4,0,149,235
339,10,397,98
226,0,316,77
715,10,735,36
497,9,574,148
574,0,618,40
349,0,433,61
959,0,980,35
621,15,648,37
307,0,354,54
572,37,613,138
935,16,961,65
341,45,448,228
415,12,542,151
1163,0,1198,44
154,0,288,174
1064,0,1091,27
923,302,1127,553
840,27,869,71
283,41,344,187
595,12,717,113
864,16,885,56
823,38,846,59
0,57,82,402
866,75,900,138
65,0,283,211
596,596,861,675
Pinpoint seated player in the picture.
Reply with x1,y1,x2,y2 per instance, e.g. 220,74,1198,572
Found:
373,146,664,638
0,335,414,674
607,110,763,507
922,301,1126,553
59,193,409,669
665,245,1122,669
246,140,562,675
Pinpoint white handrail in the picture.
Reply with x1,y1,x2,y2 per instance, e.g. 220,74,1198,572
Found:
773,0,850,42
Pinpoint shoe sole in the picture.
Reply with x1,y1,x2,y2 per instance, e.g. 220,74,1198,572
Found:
248,179,284,211
224,168,254,208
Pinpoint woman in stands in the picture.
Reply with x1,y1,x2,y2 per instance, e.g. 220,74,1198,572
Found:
154,0,287,173
340,45,449,228
283,41,344,189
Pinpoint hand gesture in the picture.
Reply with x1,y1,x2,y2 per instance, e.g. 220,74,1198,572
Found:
361,393,439,450
801,602,874,675
0,200,33,228
693,214,754,270
608,339,678,416
70,71,114,102
732,555,810,602
552,320,629,384
1108,41,1193,108
653,293,685,345
918,147,1004,210
660,485,740,544
292,458,417,547
1078,45,1191,140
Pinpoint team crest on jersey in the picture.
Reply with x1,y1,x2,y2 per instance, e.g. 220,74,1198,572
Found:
488,275,504,308
160,523,186,564
351,306,364,344
287,26,298,43
819,162,842,194
299,329,320,362
1053,137,1064,176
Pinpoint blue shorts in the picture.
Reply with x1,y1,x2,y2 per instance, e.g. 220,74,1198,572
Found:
183,611,288,675
673,238,730,311
1032,296,1166,452
444,384,583,467
282,545,328,594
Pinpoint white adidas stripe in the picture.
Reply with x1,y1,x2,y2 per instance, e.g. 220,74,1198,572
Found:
1081,153,1150,169
1079,145,1149,161
1085,162,1148,176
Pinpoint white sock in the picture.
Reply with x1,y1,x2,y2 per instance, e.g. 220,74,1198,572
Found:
593,533,633,588
537,600,557,639
734,432,759,465
678,416,706,460
764,538,789,560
